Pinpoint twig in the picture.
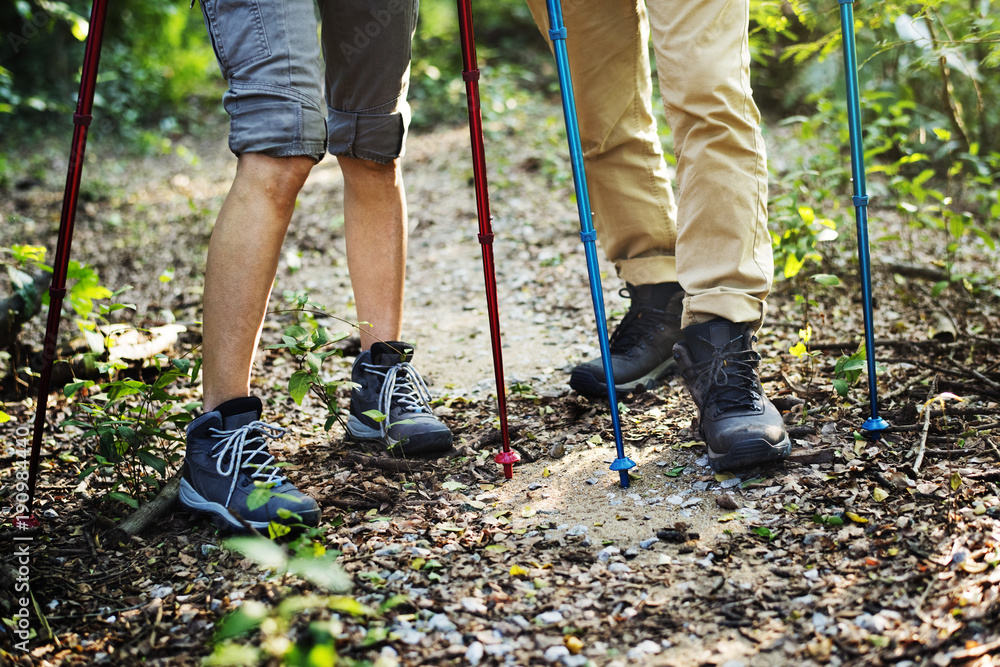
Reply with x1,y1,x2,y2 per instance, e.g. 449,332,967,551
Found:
880,369,935,404
912,378,938,475
105,474,182,546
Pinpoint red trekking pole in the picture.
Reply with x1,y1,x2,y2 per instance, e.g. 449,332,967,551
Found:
456,0,519,479
18,0,111,528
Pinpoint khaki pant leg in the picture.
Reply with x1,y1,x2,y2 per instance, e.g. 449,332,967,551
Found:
646,0,773,329
526,0,678,286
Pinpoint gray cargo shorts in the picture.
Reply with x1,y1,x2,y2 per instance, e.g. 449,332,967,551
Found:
199,0,417,163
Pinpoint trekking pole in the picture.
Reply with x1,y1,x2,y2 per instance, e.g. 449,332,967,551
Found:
19,0,111,529
456,0,519,479
544,0,635,487
838,0,888,438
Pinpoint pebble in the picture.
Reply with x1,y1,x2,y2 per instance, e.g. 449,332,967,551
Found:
528,483,545,491
535,611,564,625
692,481,711,491
149,585,172,599
720,661,748,667
340,542,358,554
566,525,588,536
581,537,593,547
397,629,423,645
462,598,488,614
695,455,711,467
680,497,703,508
201,544,219,556
427,613,456,633
624,547,639,559
719,477,741,489
465,641,485,665
375,546,402,556
586,478,600,485
563,656,589,667
695,553,715,568
43,509,58,519
627,640,662,659
639,538,659,549
608,563,632,573
609,499,623,506
538,508,560,515
484,643,512,656
597,546,620,562
666,495,684,505
509,615,531,629
543,646,570,662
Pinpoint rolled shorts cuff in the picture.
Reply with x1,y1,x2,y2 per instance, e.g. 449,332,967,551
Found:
682,290,767,332
225,83,328,162
327,106,409,164
616,256,678,287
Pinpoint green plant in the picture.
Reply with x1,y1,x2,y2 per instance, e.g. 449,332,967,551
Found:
62,354,200,507
267,292,356,431
207,530,408,666
832,344,868,398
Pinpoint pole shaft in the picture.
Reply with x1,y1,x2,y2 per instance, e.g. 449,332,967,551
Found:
544,0,632,482
457,0,517,476
27,0,111,515
839,0,884,428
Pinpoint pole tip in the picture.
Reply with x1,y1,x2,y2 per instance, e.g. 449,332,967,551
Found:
618,470,631,488
609,457,636,472
862,416,889,435
495,450,520,465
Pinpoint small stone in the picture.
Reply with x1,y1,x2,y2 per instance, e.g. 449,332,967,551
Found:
462,598,488,614
597,546,620,562
666,495,684,505
624,547,639,559
375,546,401,556
465,641,485,665
149,585,172,599
548,442,566,458
528,483,545,491
719,477,741,489
201,544,219,556
720,661,748,667
563,656,589,667
608,563,632,573
639,538,659,550
43,509,58,519
627,640,662,659
586,477,600,485
535,611,564,625
581,537,593,547
680,497,703,508
566,525,588,536
544,646,570,662
427,613,456,633
341,541,358,554
692,481,711,491
509,614,530,629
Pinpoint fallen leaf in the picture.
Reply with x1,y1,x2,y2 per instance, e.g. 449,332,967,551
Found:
509,564,529,578
846,511,868,524
873,487,889,502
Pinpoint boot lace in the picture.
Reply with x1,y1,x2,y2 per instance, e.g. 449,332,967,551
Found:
608,287,671,355
362,361,435,440
207,421,287,506
688,333,763,413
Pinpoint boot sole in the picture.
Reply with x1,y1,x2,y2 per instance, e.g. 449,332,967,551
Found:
569,358,676,398
179,479,320,531
707,435,792,472
346,415,453,455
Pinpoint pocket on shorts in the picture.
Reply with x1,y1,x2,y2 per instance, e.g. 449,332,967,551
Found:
201,0,272,78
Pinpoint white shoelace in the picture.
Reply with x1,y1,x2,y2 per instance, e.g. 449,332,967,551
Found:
363,362,435,440
207,421,288,505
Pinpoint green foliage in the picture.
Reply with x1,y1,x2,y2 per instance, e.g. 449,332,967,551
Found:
62,354,200,506
833,345,868,398
267,292,355,431
208,530,401,666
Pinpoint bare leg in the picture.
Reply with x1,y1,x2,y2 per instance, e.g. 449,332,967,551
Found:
338,156,407,350
202,153,314,411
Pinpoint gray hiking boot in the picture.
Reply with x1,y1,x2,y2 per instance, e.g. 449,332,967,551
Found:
673,319,790,471
570,282,684,397
179,396,320,530
346,341,453,454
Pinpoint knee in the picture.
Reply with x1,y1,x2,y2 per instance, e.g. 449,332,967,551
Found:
236,153,314,204
337,155,401,188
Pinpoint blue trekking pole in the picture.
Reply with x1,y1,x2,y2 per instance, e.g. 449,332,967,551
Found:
839,0,888,437
544,0,635,487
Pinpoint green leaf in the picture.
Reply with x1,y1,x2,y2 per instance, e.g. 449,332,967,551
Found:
832,378,849,396
950,472,962,490
931,280,950,298
441,480,467,492
327,595,375,617
224,537,288,569
287,557,354,592
664,465,686,478
107,491,138,509
213,600,269,640
812,274,841,286
288,369,313,405
246,485,274,511
0,410,11,424
752,527,775,540
363,409,387,423
136,450,167,475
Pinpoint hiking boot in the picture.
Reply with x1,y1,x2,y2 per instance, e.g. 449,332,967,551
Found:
673,319,790,471
179,396,321,530
346,341,453,454
569,282,684,397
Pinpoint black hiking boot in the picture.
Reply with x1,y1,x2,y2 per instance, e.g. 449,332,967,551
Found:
672,319,790,471
179,396,321,530
569,282,684,397
346,341,453,455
